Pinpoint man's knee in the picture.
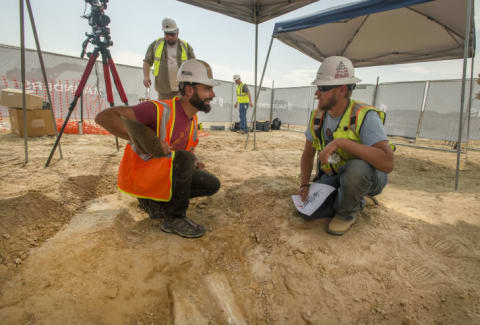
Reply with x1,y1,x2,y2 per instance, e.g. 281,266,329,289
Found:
207,175,221,196
340,159,374,191
174,150,196,170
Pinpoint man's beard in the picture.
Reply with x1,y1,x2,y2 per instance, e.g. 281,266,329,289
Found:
190,90,212,113
319,96,337,112
166,39,177,46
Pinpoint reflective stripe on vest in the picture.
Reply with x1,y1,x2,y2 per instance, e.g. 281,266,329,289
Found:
236,83,250,104
117,97,198,201
309,99,394,175
153,39,189,77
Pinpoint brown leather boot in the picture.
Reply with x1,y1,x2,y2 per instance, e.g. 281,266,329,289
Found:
327,215,356,236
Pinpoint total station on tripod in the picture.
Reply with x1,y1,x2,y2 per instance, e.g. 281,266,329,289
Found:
81,0,112,58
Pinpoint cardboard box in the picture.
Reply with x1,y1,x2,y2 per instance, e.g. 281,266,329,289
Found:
9,108,56,137
1,88,44,110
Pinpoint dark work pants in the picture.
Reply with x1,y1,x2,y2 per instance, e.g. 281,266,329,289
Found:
147,150,221,218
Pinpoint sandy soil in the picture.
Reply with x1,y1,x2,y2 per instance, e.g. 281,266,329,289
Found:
0,129,479,325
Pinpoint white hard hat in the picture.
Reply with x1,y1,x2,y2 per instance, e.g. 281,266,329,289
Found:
311,56,361,86
177,59,220,87
233,74,240,81
162,17,178,33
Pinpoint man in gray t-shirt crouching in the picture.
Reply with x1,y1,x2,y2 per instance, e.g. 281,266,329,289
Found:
298,56,394,236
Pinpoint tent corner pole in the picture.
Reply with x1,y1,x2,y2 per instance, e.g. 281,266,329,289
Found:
454,0,473,191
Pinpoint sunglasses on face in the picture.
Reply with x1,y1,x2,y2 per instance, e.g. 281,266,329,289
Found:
316,85,341,92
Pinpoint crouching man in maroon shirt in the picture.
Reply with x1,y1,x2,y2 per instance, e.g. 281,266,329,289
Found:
95,59,221,238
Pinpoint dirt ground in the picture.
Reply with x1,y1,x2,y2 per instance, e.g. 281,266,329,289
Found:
0,128,479,325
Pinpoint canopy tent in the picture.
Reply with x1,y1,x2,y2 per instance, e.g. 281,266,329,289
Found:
177,0,320,149
177,0,319,24
271,0,475,191
273,0,474,66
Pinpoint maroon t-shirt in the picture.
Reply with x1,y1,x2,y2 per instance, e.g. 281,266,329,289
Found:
132,99,193,151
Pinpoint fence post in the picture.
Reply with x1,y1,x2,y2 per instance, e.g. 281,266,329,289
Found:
269,80,274,127
415,80,430,141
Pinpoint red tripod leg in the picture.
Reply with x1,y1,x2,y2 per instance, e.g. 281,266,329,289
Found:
107,56,128,105
101,52,120,150
46,49,99,167
102,60,114,106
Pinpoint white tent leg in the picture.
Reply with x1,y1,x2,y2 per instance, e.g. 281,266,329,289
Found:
455,0,473,191
465,54,475,159
246,35,274,148
20,0,28,164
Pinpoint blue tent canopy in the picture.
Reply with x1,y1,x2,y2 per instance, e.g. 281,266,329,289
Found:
272,0,474,67
274,0,431,34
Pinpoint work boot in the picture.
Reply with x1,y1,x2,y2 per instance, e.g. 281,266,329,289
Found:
160,216,205,238
327,215,356,236
121,116,169,157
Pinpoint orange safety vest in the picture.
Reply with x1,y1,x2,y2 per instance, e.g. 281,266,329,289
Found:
117,98,199,201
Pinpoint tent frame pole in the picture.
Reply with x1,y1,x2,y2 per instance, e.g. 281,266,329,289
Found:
465,54,475,159
455,0,473,191
254,17,258,149
245,19,273,150
25,0,63,159
20,0,28,164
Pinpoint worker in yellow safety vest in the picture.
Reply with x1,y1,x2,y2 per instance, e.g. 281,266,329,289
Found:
233,74,252,133
143,17,195,100
96,59,221,239
298,56,394,236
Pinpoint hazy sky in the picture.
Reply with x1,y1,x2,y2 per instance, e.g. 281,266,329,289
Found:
1,0,479,87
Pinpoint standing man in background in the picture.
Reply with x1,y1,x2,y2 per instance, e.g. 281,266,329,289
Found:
143,17,195,100
233,74,252,133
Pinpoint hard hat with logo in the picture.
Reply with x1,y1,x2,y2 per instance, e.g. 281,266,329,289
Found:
177,59,220,87
162,17,178,33
311,56,361,86
233,74,241,81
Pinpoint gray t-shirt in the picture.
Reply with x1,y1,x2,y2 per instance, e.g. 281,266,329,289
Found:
305,110,387,147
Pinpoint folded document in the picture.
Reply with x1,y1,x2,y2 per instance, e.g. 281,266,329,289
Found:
291,183,336,216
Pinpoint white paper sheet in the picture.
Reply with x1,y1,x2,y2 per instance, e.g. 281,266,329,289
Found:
291,183,336,216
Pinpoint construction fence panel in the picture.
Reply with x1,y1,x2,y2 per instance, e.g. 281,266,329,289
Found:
196,79,234,123
271,86,314,127
374,81,426,138
352,84,376,105
0,45,138,123
420,79,480,141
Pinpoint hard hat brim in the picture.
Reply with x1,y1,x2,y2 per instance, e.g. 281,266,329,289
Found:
163,28,178,33
201,79,220,87
311,76,362,86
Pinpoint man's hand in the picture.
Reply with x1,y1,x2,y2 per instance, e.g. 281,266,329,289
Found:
143,77,151,88
318,139,339,165
195,161,205,169
234,103,238,109
249,102,253,108
298,185,309,202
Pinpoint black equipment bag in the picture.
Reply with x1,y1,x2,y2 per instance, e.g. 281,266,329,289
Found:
255,121,271,131
271,118,281,130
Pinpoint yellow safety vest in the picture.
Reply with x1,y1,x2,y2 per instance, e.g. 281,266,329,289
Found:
236,83,250,104
153,39,189,77
309,99,395,175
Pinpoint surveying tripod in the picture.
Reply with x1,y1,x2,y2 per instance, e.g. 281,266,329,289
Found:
45,28,128,167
